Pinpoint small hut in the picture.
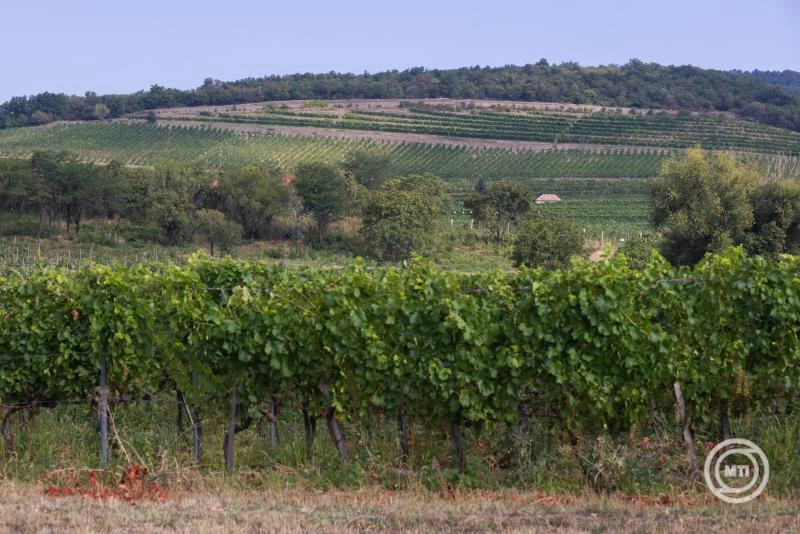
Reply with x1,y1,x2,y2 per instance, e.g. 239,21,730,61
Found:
535,194,561,204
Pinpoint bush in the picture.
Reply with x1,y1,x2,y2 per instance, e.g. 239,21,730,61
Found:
512,214,584,269
617,235,663,269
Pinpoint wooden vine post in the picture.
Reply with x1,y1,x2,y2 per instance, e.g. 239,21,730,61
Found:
673,381,698,472
223,387,236,472
99,358,110,468
191,371,202,463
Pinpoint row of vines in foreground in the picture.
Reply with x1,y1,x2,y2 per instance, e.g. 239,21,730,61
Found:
1,248,799,470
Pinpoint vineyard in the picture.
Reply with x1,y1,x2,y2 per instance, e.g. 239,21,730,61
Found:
0,122,666,237
0,121,672,181
164,102,800,155
1,248,799,479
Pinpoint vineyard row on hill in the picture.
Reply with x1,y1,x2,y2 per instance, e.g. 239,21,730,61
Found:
1,249,798,469
178,106,800,155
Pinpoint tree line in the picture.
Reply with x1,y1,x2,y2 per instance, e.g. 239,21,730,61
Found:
3,60,800,131
4,147,800,269
0,151,452,261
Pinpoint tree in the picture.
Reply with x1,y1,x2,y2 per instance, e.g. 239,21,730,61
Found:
28,151,104,234
748,180,800,256
360,173,447,261
651,148,758,265
294,162,355,242
464,180,533,243
341,150,391,190
147,161,206,245
219,164,290,239
92,103,110,120
30,111,51,125
194,209,242,255
512,214,584,269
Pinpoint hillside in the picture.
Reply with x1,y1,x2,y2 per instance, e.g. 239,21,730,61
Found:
3,60,800,132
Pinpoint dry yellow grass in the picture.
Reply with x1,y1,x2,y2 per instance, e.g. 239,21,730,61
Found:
1,482,798,533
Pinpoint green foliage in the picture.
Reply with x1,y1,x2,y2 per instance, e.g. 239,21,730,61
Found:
217,164,291,239
294,162,356,241
617,235,664,269
341,150,392,190
19,151,109,235
92,103,110,120
512,214,585,268
749,180,800,256
651,148,759,265
146,161,206,245
360,174,447,261
194,209,242,255
1,249,799,466
464,180,534,243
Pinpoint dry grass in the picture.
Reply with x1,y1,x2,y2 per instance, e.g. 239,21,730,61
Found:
1,482,798,533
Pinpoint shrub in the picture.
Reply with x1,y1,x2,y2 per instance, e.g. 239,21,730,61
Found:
512,214,584,268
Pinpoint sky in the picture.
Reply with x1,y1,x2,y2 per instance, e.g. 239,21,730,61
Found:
1,0,798,103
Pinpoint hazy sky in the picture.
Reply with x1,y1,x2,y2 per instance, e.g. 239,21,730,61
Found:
2,0,798,102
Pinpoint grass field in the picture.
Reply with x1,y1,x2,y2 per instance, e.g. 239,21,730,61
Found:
1,397,799,533
1,483,798,533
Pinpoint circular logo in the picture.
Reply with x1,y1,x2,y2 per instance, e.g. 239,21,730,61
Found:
704,438,769,504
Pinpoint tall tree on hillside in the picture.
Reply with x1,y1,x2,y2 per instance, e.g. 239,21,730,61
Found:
194,208,242,255
28,151,105,234
147,161,207,245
